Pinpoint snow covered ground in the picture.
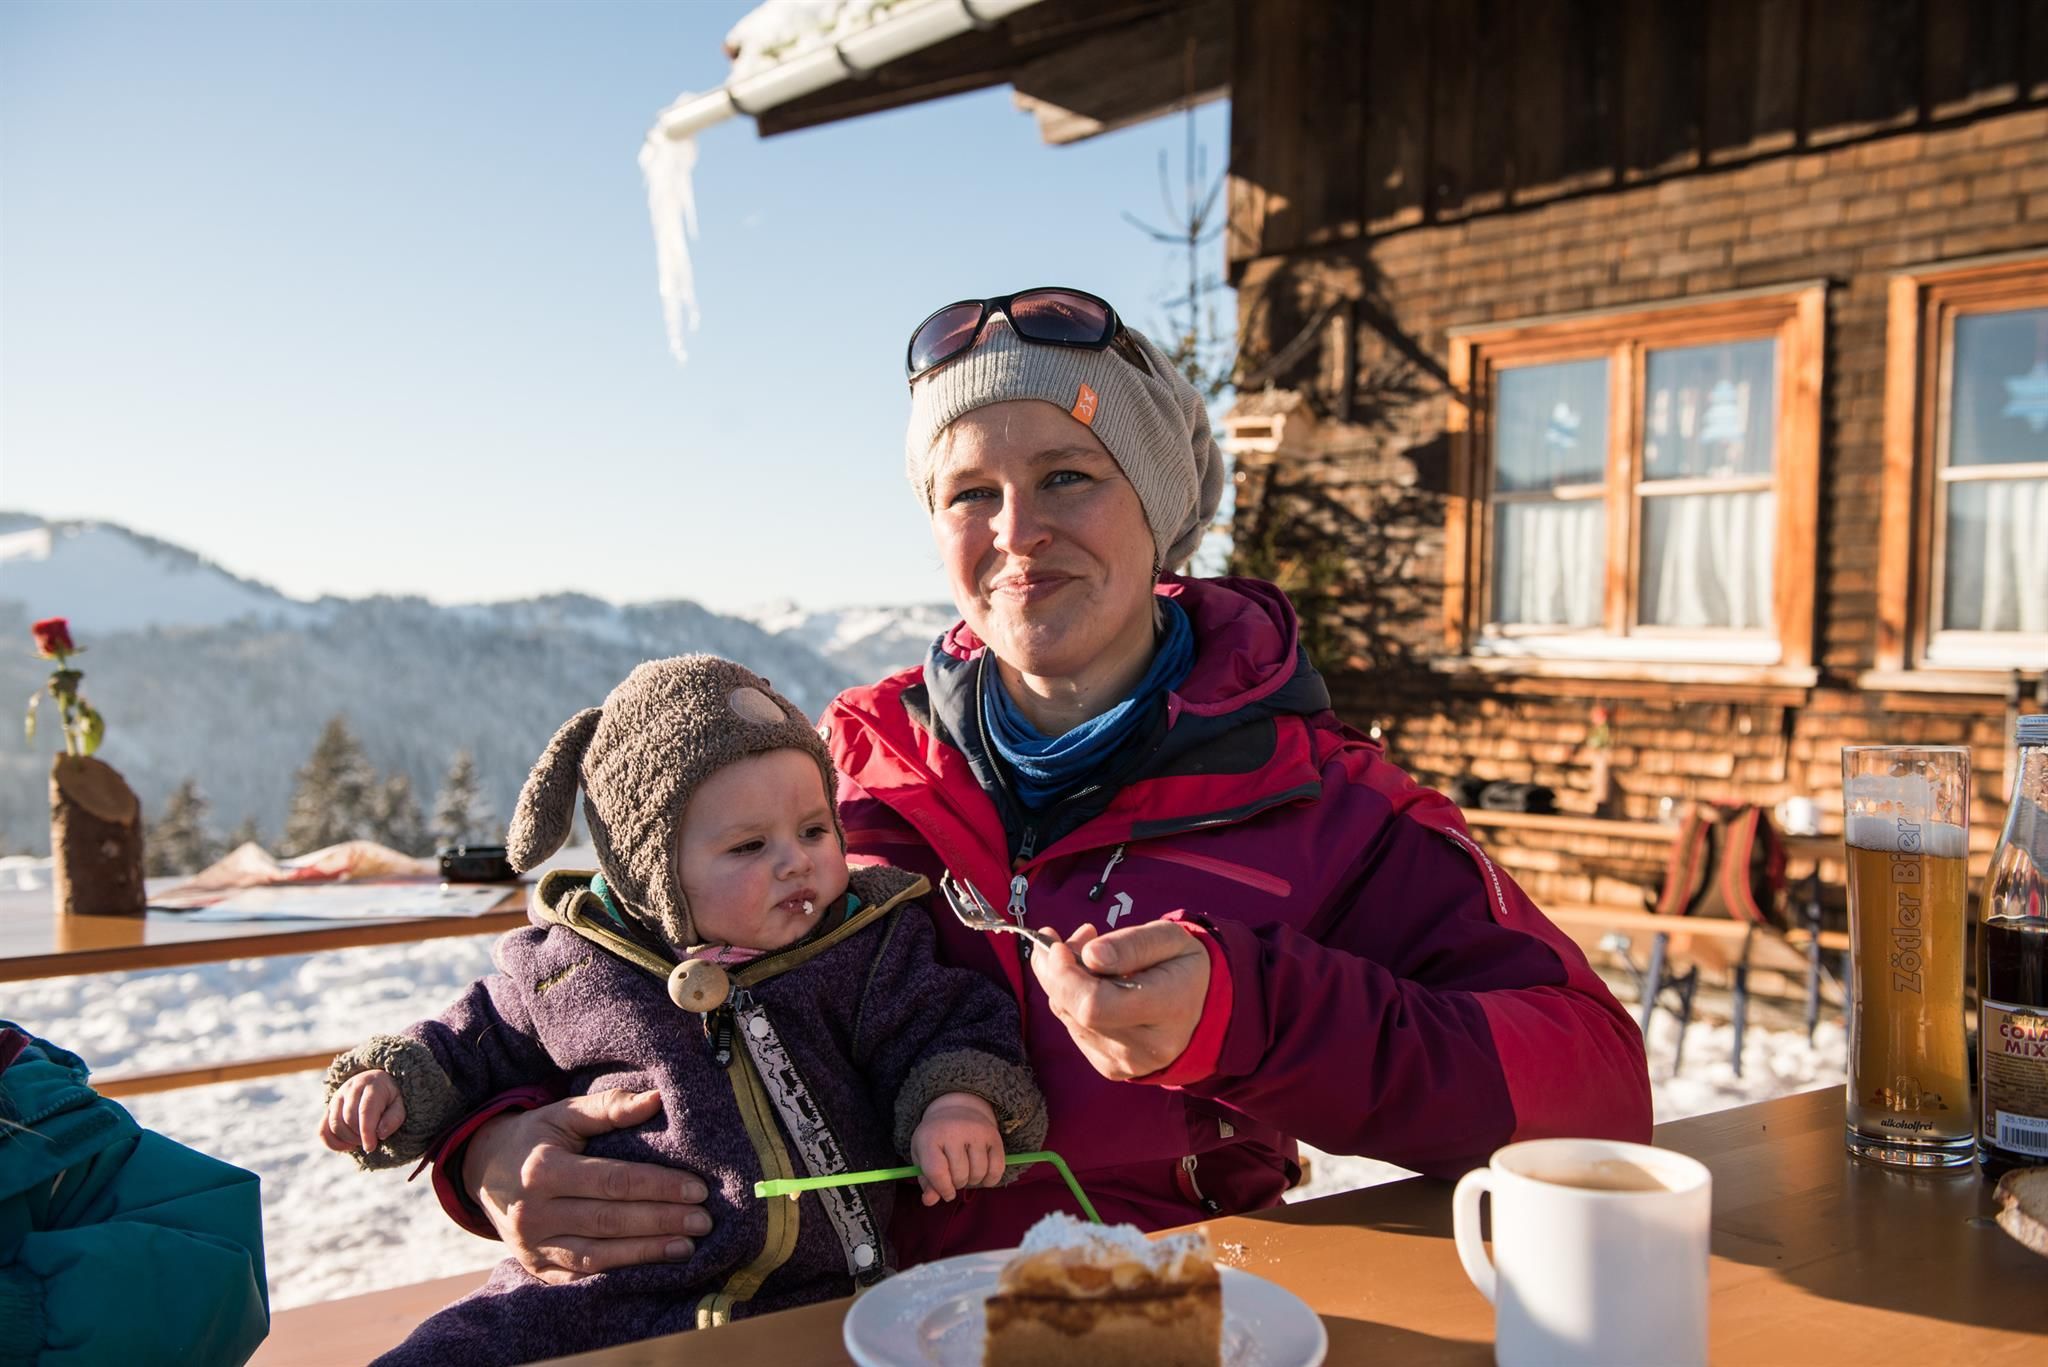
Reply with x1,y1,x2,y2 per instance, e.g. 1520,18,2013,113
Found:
14,935,507,1309
12,938,1847,1311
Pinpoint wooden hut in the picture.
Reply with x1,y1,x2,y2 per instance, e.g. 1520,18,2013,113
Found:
755,0,2048,907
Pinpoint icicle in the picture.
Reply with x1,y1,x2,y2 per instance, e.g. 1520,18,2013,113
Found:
639,123,702,366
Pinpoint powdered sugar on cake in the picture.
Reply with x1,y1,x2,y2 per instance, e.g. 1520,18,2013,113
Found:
1017,1212,1213,1271
995,1212,1219,1301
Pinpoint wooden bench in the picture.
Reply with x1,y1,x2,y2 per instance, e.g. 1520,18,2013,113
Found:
1458,809,1849,1071
251,1273,492,1366
1458,807,1843,871
1545,901,1849,1065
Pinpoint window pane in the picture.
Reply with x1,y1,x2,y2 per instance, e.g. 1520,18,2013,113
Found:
1951,307,2048,469
1643,339,1777,481
1492,500,1605,627
1493,359,1609,492
1943,478,2048,633
1639,490,1776,630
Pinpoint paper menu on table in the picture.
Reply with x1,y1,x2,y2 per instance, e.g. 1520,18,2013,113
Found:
169,883,511,922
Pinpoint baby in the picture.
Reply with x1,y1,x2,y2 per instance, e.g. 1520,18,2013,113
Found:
320,656,1044,1366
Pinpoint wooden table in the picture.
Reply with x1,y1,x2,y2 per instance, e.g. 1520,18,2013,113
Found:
0,884,526,982
499,1087,2044,1365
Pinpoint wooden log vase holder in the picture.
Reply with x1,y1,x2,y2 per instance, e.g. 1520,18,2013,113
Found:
50,754,146,917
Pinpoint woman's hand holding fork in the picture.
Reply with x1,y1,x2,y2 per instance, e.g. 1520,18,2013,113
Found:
1031,921,1212,1082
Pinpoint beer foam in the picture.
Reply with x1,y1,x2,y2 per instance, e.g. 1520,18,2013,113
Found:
1845,815,1968,858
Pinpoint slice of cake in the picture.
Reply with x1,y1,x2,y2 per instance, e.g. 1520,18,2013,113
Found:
983,1213,1221,1367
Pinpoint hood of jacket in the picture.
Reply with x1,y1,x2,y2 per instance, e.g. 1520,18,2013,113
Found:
0,1025,131,1205
834,575,1337,874
524,864,928,987
925,569,1318,737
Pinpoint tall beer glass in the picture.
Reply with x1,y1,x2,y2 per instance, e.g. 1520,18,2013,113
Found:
1841,746,1973,1168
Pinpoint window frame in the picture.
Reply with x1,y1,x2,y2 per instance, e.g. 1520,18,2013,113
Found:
1878,251,2048,678
1445,283,1825,673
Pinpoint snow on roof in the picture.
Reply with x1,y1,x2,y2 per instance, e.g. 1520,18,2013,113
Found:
646,0,1007,367
723,0,931,82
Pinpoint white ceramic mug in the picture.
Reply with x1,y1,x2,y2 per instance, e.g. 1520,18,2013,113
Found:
1452,1138,1712,1367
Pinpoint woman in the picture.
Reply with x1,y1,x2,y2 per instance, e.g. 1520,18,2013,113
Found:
430,288,1652,1281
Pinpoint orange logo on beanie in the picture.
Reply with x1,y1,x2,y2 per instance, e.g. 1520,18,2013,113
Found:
1070,383,1099,426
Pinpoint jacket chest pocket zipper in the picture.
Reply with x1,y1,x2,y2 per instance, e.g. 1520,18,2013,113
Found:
1138,847,1293,898
1085,845,1126,901
1179,1153,1221,1215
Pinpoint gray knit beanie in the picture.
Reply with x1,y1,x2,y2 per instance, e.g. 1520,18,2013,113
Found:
904,317,1225,570
505,655,837,950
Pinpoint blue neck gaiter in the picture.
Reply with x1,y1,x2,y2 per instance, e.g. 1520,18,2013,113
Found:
980,597,1195,810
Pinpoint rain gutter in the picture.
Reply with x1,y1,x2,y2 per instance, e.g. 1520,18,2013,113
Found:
649,0,1052,144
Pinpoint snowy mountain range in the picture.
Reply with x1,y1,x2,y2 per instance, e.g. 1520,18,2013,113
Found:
0,514,952,855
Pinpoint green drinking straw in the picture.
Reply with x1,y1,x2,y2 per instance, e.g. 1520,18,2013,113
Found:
754,1150,1102,1225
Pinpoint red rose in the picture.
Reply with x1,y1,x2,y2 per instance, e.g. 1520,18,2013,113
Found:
1590,705,1610,726
31,617,73,659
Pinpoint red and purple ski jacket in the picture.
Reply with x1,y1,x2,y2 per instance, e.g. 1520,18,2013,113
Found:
821,574,1651,1266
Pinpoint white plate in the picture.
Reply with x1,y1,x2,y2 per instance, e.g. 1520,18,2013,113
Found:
843,1249,1328,1367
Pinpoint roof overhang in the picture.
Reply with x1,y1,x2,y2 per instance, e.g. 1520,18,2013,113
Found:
748,0,1229,147
639,0,1229,363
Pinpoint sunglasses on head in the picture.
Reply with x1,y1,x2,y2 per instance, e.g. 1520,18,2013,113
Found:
905,287,1126,383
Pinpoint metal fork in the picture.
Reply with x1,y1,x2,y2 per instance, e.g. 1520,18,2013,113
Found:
938,872,1140,990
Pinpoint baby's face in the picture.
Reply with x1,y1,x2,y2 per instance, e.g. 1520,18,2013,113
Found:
675,749,849,952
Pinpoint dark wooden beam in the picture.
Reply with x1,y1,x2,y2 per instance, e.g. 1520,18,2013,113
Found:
753,0,1208,140
1010,0,1232,146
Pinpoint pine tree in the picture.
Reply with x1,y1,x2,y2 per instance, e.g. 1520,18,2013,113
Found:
432,750,498,848
370,772,428,856
146,778,221,876
226,815,265,852
283,716,378,854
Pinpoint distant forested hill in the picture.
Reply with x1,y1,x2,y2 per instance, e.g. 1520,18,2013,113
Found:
0,516,948,855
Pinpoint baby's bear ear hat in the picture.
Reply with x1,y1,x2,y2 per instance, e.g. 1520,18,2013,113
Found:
507,655,838,951
506,707,601,873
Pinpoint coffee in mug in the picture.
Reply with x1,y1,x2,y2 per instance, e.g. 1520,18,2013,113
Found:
1525,1158,1670,1193
1453,1138,1711,1367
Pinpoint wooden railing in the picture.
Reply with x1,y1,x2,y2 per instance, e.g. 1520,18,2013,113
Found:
94,1048,348,1099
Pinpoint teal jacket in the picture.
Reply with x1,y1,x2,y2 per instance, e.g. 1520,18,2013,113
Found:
0,1023,268,1366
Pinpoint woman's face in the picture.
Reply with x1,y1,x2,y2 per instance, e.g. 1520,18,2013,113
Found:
927,400,1157,685
675,749,848,951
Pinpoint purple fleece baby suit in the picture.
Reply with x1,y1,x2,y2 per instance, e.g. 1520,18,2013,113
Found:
355,865,1042,1367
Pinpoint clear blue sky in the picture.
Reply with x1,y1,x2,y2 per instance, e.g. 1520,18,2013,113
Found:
0,0,1231,612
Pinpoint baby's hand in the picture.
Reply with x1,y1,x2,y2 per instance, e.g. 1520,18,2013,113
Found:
321,1069,406,1155
910,1091,1003,1207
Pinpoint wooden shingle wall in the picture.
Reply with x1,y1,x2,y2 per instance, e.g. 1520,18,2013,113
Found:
1228,0,2048,273
1225,1,2048,873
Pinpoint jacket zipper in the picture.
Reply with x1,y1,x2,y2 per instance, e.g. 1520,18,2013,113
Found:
1013,777,1102,867
709,988,752,1068
1179,1153,1222,1215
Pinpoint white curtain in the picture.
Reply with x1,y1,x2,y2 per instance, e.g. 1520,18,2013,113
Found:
1959,478,2048,634
1640,491,1775,630
1493,501,1605,627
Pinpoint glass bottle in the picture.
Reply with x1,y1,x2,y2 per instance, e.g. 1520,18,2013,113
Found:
1978,714,2048,1177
